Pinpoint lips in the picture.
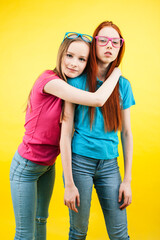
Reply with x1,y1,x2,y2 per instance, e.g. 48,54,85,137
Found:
67,67,78,72
104,51,112,56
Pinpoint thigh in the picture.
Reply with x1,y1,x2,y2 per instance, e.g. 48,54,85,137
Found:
36,163,55,218
94,159,129,240
10,151,50,239
10,179,37,239
70,154,94,232
10,152,38,239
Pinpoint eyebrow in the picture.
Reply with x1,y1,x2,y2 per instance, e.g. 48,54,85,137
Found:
67,51,88,59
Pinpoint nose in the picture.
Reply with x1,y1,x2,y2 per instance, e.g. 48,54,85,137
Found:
70,58,78,67
106,40,112,48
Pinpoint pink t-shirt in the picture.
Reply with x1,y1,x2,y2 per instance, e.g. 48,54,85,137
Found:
18,70,62,165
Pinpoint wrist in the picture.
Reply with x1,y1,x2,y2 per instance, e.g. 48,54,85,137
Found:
65,182,75,188
123,177,132,183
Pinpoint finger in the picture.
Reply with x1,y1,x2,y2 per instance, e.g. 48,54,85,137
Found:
119,202,127,210
76,195,80,207
68,202,72,210
128,197,132,206
65,201,72,210
71,200,77,212
119,198,128,210
70,201,78,213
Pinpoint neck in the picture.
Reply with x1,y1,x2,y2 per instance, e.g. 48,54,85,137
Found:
97,61,110,82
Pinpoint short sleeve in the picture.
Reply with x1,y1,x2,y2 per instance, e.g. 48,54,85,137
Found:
119,76,135,110
38,70,61,95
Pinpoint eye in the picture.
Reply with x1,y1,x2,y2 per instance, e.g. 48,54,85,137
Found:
79,57,86,62
112,39,120,45
66,53,73,58
98,37,108,43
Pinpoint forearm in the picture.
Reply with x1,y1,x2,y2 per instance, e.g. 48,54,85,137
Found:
60,136,74,187
95,67,121,106
44,68,121,107
60,101,75,187
121,131,133,182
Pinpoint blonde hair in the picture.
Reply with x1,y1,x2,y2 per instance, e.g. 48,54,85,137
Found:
26,37,90,111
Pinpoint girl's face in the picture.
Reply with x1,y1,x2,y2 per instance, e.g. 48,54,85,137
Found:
62,41,90,78
96,27,120,66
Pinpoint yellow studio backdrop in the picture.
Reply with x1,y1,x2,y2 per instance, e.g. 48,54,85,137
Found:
0,0,160,239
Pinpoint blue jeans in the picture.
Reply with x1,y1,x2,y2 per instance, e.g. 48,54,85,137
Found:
69,153,130,240
10,151,55,240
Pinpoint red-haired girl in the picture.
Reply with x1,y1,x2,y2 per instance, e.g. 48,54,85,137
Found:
61,22,135,240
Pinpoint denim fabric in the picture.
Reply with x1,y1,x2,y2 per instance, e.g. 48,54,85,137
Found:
10,151,55,240
69,153,130,240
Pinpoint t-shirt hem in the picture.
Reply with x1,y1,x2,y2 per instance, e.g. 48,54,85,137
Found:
72,150,119,160
18,147,59,166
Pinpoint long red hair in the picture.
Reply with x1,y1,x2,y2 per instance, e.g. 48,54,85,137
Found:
87,21,125,132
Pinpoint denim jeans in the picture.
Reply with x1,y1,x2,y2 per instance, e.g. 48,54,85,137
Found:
69,153,130,240
10,151,55,240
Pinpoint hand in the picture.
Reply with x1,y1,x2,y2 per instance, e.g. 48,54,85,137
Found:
118,181,132,210
64,185,80,213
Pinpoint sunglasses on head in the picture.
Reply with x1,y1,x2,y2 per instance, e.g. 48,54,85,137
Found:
63,32,93,43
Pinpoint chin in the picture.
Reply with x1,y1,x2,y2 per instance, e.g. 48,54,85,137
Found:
68,73,78,78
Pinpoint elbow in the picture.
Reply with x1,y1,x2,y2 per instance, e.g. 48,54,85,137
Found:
97,101,103,107
121,129,133,139
95,96,104,107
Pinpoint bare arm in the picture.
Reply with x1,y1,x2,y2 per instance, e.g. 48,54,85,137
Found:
60,101,80,213
119,108,133,210
44,68,121,107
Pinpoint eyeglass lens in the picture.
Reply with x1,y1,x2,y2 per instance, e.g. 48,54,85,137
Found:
97,37,123,47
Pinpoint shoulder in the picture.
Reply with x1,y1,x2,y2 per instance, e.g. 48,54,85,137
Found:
119,76,131,88
33,70,60,95
119,76,135,109
67,74,87,89
36,70,60,86
119,75,133,96
40,70,60,81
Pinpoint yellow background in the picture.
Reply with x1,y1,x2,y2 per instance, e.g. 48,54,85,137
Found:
0,0,160,239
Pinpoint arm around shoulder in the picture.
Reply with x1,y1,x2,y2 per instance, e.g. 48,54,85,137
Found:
44,68,121,107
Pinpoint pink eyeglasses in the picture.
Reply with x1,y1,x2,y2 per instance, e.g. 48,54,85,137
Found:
95,36,124,48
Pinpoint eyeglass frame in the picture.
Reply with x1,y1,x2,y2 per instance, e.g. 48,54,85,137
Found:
63,32,93,43
95,36,124,48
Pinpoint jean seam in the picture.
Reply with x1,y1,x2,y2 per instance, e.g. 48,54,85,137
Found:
18,159,29,181
10,160,20,181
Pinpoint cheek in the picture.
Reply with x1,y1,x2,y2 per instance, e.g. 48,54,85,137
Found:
62,56,71,67
61,57,66,70
113,49,120,59
63,58,68,66
96,45,101,57
80,62,87,72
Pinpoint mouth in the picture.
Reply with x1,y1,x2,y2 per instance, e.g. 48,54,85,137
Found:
104,51,112,56
67,67,78,72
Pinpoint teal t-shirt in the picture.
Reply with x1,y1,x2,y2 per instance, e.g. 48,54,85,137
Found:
68,74,135,160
